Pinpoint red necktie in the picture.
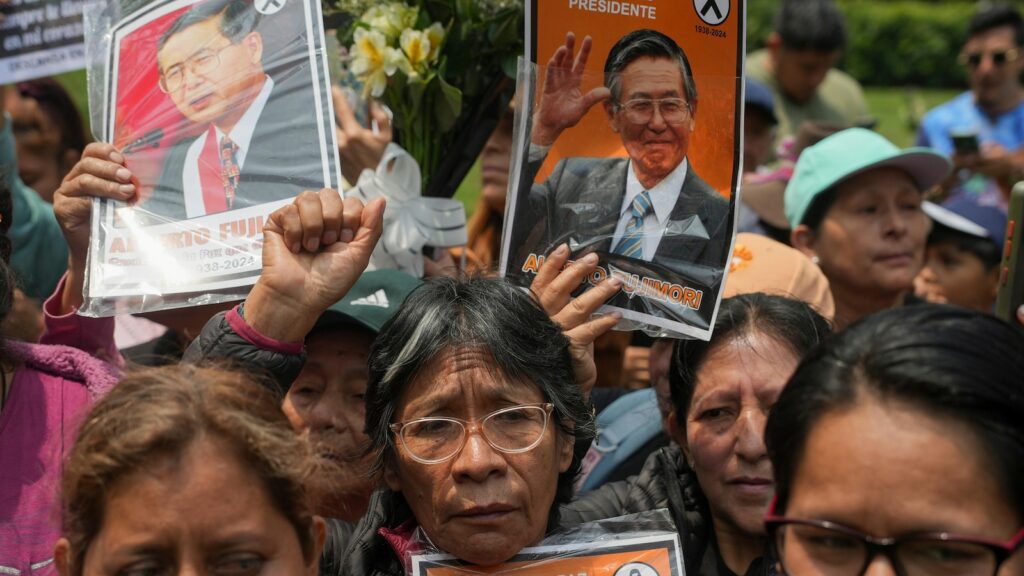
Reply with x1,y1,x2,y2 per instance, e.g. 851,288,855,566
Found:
198,128,235,214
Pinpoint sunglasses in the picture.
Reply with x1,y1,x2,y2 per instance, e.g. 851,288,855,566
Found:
958,47,1021,68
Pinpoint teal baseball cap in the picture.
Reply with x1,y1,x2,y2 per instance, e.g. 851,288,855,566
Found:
784,128,951,228
312,269,422,334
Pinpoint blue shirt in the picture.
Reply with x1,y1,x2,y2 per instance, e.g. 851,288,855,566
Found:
916,91,1024,155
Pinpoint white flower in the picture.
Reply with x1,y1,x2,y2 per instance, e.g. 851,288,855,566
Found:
400,28,432,69
350,28,405,97
425,22,445,62
361,2,418,41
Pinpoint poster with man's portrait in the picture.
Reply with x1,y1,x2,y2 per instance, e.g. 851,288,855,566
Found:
85,0,339,310
500,0,744,339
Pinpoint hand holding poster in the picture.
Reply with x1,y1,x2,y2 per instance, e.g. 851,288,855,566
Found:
500,0,744,339
80,0,341,315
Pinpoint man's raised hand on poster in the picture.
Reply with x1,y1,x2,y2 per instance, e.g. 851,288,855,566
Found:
531,32,611,147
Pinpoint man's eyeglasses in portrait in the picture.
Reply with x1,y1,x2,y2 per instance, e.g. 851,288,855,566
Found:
159,44,235,93
615,98,692,125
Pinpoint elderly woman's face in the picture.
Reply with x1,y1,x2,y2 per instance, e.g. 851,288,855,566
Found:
807,168,930,299
385,347,574,566
778,396,1024,575
679,332,800,536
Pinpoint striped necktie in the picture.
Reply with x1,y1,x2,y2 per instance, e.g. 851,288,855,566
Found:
614,190,652,259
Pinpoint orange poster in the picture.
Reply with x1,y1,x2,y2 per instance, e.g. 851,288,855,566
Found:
500,0,744,340
411,533,683,575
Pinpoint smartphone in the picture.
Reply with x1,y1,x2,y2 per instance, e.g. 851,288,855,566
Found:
950,130,980,155
995,182,1024,325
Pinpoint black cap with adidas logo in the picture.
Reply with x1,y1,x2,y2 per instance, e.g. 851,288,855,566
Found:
312,269,423,334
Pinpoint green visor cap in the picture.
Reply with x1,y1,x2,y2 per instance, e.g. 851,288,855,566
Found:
313,269,423,334
784,128,951,229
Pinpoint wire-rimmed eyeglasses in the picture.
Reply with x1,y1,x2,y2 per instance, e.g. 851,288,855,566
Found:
614,97,692,125
158,43,234,93
389,403,554,464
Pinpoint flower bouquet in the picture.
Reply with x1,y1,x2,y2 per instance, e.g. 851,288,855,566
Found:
325,0,522,198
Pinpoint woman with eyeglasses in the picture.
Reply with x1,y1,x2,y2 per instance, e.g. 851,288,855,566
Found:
185,188,621,573
765,305,1024,576
334,260,623,572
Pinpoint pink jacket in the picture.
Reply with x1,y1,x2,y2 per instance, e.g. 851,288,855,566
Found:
0,279,120,575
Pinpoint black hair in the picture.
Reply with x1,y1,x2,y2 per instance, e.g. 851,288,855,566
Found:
604,29,698,106
799,188,837,231
157,0,260,54
365,275,595,521
774,0,847,53
17,78,88,158
928,226,1001,270
967,3,1024,47
766,305,1024,521
670,293,831,427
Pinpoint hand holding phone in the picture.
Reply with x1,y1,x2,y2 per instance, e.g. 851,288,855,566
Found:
950,130,980,155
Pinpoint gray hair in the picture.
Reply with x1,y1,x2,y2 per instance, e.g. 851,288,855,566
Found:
365,276,596,517
604,28,698,106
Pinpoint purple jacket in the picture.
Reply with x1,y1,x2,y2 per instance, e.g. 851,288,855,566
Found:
0,278,120,575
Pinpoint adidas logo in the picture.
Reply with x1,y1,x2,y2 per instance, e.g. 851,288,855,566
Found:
351,289,389,308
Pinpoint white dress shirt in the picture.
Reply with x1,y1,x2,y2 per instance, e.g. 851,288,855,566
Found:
609,158,689,261
182,75,275,218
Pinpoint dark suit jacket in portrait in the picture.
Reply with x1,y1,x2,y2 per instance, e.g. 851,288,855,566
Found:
506,155,732,330
142,73,328,221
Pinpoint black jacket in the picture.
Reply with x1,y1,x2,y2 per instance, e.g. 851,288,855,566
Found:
561,445,775,576
185,312,771,575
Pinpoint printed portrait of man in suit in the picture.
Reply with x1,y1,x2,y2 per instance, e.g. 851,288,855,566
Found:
506,28,732,327
141,0,328,220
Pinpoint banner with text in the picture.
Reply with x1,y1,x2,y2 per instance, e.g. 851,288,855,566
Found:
1,0,85,82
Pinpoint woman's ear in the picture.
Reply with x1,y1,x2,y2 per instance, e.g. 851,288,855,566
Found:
557,432,574,473
383,462,402,492
54,538,72,576
666,409,693,468
307,516,327,576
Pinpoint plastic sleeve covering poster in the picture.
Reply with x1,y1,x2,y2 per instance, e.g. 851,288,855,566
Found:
411,533,684,576
500,0,744,339
84,0,340,314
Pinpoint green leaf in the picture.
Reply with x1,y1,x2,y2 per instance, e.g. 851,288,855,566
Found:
487,12,519,46
406,75,428,118
455,0,474,21
434,76,463,132
501,54,518,80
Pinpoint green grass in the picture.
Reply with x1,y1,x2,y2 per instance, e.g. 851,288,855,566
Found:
864,86,961,147
453,158,482,218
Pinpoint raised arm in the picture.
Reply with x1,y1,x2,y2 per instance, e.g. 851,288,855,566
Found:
183,190,384,392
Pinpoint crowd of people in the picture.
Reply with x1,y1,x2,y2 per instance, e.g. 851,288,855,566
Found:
2,0,1024,575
